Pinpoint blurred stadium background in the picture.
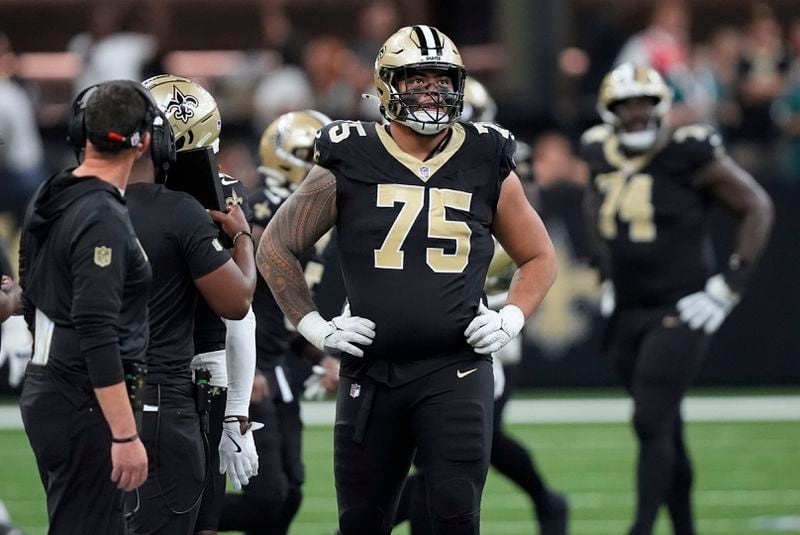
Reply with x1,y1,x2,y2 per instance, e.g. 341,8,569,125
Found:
0,0,798,533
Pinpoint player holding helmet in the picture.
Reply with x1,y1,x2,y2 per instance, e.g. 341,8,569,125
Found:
130,75,258,535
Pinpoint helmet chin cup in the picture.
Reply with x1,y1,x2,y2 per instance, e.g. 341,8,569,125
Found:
619,129,658,151
398,109,450,135
400,117,450,135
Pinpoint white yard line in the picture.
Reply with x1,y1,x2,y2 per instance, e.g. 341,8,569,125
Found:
1,395,799,429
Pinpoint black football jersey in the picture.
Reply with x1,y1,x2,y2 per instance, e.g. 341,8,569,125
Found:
315,120,516,372
247,172,295,368
127,183,230,382
193,173,253,355
580,124,725,307
247,171,328,369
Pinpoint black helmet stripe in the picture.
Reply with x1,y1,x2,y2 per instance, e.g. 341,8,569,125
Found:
413,25,442,55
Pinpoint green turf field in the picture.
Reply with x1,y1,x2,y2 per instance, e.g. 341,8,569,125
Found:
1,419,798,535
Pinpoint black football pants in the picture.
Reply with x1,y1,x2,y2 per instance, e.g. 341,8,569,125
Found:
126,382,206,535
608,306,709,535
194,387,227,532
20,368,127,535
395,364,550,534
335,358,494,535
219,367,304,535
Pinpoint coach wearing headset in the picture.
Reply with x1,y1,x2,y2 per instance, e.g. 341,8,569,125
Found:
18,80,154,535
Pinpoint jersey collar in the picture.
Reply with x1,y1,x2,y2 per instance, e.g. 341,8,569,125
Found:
375,122,466,183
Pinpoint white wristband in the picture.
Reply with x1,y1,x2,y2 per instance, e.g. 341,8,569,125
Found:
296,311,334,352
499,304,525,338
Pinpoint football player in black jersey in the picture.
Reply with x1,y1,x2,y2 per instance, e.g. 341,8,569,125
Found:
581,63,774,535
393,77,569,535
257,25,557,535
218,109,332,535
125,75,258,535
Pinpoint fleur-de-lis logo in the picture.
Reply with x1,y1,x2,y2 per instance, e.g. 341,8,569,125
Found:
166,85,199,124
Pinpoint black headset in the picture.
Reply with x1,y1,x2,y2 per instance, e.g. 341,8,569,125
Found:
67,80,176,177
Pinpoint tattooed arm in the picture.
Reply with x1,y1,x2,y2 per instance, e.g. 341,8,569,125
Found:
256,165,338,326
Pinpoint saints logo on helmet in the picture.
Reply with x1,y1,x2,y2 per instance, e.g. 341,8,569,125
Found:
142,74,222,152
166,86,199,124
597,63,672,151
461,78,497,123
375,25,466,135
259,110,332,185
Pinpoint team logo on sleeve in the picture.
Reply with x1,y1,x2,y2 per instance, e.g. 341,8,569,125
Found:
93,246,112,267
166,86,199,124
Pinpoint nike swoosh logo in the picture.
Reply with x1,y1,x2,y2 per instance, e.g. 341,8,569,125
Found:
220,177,239,186
228,436,242,453
456,368,477,379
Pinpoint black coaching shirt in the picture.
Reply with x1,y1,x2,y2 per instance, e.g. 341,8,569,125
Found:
315,120,516,384
580,123,725,308
127,183,230,383
20,171,151,392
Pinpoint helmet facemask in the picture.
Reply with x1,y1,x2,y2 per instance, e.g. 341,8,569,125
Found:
381,64,465,135
608,96,666,152
375,25,467,136
597,63,672,152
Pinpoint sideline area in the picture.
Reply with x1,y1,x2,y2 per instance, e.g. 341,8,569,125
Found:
6,395,798,429
2,395,798,429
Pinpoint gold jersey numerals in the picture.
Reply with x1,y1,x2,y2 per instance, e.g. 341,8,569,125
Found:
374,184,473,273
595,172,655,242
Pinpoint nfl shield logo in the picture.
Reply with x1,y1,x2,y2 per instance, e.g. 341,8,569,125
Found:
349,383,361,399
418,166,430,180
93,246,112,268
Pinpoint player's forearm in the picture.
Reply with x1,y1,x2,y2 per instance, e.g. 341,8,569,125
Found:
230,234,257,298
257,226,318,326
94,381,138,439
734,191,774,266
505,250,557,319
222,307,257,417
0,292,12,322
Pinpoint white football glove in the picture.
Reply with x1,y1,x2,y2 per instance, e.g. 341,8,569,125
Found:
599,279,616,318
464,302,525,355
676,274,740,335
219,419,264,490
297,304,375,358
0,316,32,389
303,365,327,401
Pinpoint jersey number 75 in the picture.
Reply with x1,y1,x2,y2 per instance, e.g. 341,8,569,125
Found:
374,184,473,273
